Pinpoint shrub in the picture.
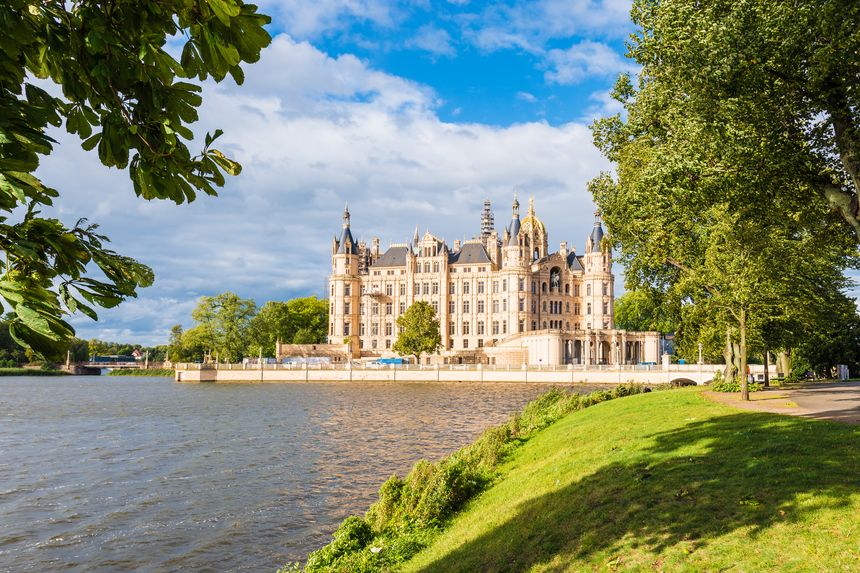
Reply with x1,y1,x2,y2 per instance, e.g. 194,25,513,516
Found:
711,377,763,393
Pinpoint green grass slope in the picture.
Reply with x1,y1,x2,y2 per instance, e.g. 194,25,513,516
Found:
402,388,860,573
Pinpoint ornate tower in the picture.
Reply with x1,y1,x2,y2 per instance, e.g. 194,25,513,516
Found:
583,212,613,330
329,204,360,354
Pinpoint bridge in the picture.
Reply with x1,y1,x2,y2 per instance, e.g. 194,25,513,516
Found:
62,361,164,375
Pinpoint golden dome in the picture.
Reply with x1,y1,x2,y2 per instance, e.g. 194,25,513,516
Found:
520,197,546,235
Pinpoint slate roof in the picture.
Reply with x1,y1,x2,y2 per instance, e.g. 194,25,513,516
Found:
508,216,521,245
448,242,491,264
371,245,409,267
337,227,358,255
589,223,604,252
567,252,584,271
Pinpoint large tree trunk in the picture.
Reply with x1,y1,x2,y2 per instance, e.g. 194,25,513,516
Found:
723,329,736,381
777,350,792,380
763,350,770,388
739,308,749,401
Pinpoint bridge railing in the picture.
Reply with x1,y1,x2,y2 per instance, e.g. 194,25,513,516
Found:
175,362,718,373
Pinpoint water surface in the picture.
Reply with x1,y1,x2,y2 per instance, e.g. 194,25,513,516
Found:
0,376,594,571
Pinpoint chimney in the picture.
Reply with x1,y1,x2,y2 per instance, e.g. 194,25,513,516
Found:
559,241,568,257
453,239,461,251
371,237,380,257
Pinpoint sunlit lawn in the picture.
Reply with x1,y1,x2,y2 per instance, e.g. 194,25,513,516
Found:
402,388,860,572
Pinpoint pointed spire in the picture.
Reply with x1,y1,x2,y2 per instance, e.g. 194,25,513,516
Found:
512,194,520,218
528,196,535,218
413,225,419,245
342,203,351,229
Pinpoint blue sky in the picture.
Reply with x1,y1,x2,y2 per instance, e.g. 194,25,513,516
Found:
39,0,854,346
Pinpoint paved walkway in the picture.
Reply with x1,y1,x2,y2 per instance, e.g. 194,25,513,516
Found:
704,381,860,425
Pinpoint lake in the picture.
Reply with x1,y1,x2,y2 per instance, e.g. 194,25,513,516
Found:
0,376,593,571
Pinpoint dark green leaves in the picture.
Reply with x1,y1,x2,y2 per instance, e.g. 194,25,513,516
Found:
0,0,270,353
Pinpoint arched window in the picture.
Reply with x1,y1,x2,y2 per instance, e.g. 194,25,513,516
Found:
542,282,547,293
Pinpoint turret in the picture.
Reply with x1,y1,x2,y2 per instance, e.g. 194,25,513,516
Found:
329,204,360,354
502,196,524,268
583,212,613,329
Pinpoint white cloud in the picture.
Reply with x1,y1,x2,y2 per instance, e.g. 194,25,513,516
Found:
544,41,638,85
259,0,399,38
38,34,609,345
516,91,538,103
406,25,456,57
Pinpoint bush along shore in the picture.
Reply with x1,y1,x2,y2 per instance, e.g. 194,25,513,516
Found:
107,368,175,377
0,367,66,376
281,384,649,573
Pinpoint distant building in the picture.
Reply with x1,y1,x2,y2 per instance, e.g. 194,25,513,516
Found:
328,197,660,365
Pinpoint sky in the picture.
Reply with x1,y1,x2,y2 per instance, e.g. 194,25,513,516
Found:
34,0,643,346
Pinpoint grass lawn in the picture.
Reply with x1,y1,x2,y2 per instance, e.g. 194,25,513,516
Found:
0,367,65,376
401,388,860,572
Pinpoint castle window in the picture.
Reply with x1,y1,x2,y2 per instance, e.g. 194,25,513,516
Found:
449,323,455,335
343,322,350,336
492,281,499,293
518,278,524,292
519,320,524,333
329,323,333,335
519,298,524,311
603,302,609,314
330,302,334,315
449,282,455,294
399,302,405,314
385,303,392,315
463,339,469,349
344,302,351,314
463,321,470,335
399,326,404,334
477,281,485,294
386,340,391,349
372,302,379,315
574,303,580,315
542,301,547,312
433,262,440,272
344,284,350,296
362,285,366,295
587,303,592,315
477,321,485,335
542,282,547,293
432,301,439,313
400,283,406,296
503,280,507,292
424,262,430,273
448,339,454,349
492,300,499,313
565,284,570,295
385,323,392,336
477,339,484,348
531,281,536,294
432,282,439,295
575,285,580,297
492,321,499,335
448,300,455,314
531,300,536,312
602,283,608,296
463,300,470,313
502,299,507,311
330,284,334,296
502,321,507,334
360,323,365,336
372,339,377,349
586,284,591,296
531,321,536,330
477,301,485,314
360,303,365,315
372,323,378,335
359,339,364,349
566,322,570,330
422,282,429,295
543,321,547,328
463,282,470,294
385,284,393,296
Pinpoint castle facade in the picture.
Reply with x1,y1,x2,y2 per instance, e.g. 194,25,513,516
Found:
327,197,660,366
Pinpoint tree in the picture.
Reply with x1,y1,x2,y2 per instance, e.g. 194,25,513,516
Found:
590,0,860,399
0,1,271,356
393,301,441,364
167,324,184,363
248,297,328,355
191,292,256,362
613,290,675,333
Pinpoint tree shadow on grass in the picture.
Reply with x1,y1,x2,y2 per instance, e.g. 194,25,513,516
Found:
415,412,860,572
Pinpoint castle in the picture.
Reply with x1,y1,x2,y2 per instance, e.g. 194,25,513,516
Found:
326,197,660,366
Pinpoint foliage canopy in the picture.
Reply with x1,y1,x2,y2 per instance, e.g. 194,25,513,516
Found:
0,1,271,356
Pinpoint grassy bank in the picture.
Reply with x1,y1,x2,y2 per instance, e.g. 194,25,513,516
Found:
287,385,650,573
401,388,860,572
0,367,66,376
107,368,174,377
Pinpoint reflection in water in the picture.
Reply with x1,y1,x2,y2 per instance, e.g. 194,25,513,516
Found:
0,377,601,571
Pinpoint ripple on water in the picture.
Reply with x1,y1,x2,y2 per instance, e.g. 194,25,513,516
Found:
0,376,590,571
